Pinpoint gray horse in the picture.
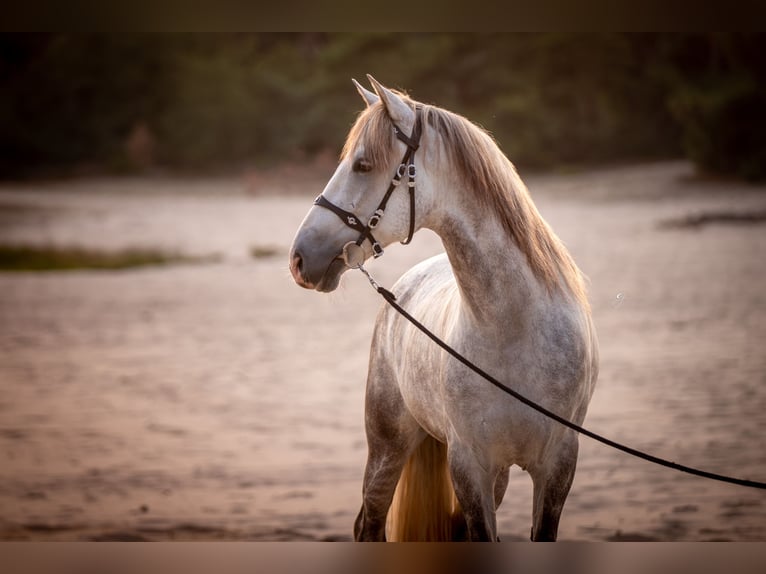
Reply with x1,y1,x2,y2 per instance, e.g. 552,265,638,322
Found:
289,76,598,541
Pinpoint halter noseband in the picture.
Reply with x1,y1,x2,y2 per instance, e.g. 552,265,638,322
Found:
314,106,423,259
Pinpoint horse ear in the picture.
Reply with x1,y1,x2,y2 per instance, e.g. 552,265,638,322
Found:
367,74,414,126
352,78,379,107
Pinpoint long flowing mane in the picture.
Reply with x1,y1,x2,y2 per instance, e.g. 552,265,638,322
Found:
341,94,588,308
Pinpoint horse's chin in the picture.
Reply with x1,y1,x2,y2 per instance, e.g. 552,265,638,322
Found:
315,257,348,293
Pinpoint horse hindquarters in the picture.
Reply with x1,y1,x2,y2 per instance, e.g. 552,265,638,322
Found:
354,320,451,542
354,410,461,541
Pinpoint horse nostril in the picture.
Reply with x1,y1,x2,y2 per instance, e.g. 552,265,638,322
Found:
290,251,314,288
291,251,306,281
293,252,304,274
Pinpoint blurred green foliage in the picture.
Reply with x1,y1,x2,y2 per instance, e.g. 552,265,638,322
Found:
664,35,766,181
1,33,764,179
0,244,215,271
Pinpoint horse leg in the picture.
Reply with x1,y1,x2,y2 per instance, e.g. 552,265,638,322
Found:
529,437,579,541
354,372,423,541
354,444,415,541
354,427,424,540
447,443,497,541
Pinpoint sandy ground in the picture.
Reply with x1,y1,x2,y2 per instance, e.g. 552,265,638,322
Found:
0,161,764,541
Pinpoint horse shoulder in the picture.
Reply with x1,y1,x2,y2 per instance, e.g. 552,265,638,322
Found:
528,300,598,417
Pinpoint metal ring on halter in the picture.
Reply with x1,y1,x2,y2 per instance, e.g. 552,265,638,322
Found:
372,242,384,258
407,164,416,188
396,163,407,178
368,209,384,229
341,241,365,269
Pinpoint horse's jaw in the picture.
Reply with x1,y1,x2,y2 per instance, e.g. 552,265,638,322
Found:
314,257,347,293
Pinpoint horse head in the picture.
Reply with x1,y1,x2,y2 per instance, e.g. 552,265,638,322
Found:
289,75,432,292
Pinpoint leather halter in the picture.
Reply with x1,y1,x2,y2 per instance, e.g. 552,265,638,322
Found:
314,106,423,258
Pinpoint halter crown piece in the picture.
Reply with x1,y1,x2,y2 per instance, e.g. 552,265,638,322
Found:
314,106,423,259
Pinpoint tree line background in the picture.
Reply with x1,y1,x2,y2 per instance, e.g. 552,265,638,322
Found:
1,33,764,181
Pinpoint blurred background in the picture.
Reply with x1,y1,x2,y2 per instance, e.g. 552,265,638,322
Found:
1,33,765,180
0,33,765,542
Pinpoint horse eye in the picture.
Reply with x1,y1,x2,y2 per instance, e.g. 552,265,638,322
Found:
353,158,372,173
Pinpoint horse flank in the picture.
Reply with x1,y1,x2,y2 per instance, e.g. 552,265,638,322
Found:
341,93,589,309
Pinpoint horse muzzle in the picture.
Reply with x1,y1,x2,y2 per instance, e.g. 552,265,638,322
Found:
288,241,348,293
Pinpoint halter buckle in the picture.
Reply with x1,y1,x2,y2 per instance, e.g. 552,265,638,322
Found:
407,164,416,178
396,163,407,178
368,209,384,229
372,242,384,258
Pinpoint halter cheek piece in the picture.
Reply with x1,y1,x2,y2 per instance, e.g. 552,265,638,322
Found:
314,106,423,259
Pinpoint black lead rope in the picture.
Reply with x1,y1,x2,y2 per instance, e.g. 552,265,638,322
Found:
352,264,766,491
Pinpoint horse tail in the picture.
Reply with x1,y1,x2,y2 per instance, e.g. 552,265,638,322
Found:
387,435,463,541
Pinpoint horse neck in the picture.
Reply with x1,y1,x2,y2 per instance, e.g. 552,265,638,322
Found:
428,178,548,330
